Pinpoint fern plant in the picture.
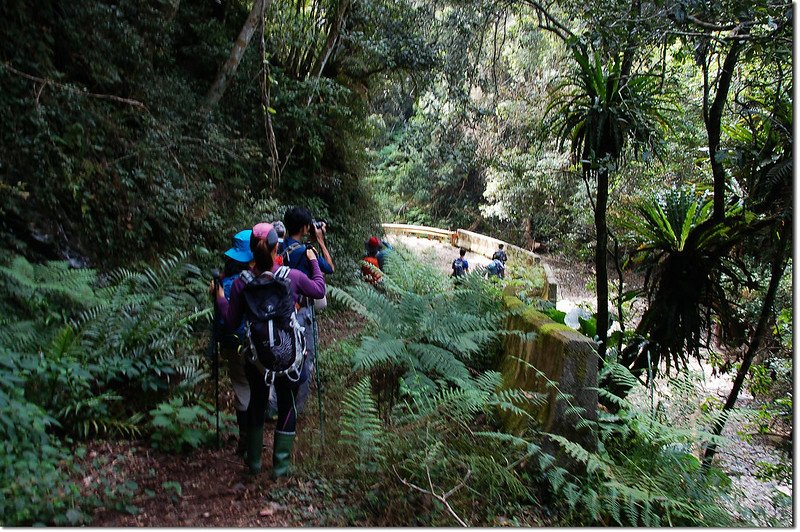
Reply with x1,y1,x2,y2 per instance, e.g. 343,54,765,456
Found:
492,357,751,526
0,249,214,524
330,248,521,418
338,377,386,473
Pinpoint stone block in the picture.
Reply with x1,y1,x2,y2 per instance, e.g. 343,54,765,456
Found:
499,291,598,454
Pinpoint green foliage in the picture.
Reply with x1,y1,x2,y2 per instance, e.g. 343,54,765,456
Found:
619,186,758,374
328,251,752,526
505,359,748,526
546,38,669,170
148,397,219,453
330,249,507,414
0,251,211,524
339,377,386,472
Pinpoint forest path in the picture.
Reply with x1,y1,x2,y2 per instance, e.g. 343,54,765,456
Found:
89,238,790,526
385,234,493,274
90,311,369,527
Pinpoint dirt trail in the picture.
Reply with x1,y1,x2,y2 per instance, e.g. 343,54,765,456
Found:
90,311,366,527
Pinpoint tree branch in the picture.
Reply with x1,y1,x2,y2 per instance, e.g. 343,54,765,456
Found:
393,465,471,527
2,62,147,110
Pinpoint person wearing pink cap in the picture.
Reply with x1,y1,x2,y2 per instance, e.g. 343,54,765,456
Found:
213,222,325,477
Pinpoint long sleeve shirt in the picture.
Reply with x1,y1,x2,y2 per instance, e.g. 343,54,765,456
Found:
216,259,325,329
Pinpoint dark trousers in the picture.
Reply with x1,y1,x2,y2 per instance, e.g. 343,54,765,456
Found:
244,361,305,433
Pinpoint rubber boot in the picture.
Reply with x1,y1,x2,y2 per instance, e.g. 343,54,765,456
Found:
271,431,295,479
245,424,264,475
236,410,248,457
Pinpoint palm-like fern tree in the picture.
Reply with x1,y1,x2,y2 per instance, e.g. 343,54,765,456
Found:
546,37,668,359
619,187,756,378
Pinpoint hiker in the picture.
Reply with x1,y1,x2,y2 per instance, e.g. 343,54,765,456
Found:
273,220,286,244
376,238,393,270
491,244,507,279
218,229,255,457
279,207,335,415
451,248,469,278
361,236,383,284
265,220,288,419
491,243,508,264
486,258,506,279
214,222,325,477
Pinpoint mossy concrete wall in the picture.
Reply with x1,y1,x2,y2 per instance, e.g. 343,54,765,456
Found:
456,229,557,304
499,289,598,451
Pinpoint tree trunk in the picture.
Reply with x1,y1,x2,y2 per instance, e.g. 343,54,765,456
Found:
203,0,266,110
702,220,789,466
595,167,609,359
705,36,745,222
308,0,350,82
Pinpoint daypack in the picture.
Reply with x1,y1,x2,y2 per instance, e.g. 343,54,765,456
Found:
487,258,505,277
361,256,382,284
492,249,507,263
452,257,467,277
240,267,306,383
280,241,306,270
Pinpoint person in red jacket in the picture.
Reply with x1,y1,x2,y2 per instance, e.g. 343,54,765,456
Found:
361,236,383,284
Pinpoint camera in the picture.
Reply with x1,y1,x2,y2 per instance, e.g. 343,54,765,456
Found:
312,219,327,231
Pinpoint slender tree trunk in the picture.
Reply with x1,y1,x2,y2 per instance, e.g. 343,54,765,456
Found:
595,167,609,359
705,36,745,222
203,0,266,110
308,0,350,82
703,221,789,466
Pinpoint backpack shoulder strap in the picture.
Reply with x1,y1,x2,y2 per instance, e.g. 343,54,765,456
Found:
281,242,305,267
240,270,255,284
275,265,291,280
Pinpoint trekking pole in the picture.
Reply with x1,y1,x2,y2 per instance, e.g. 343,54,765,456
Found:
312,304,325,452
209,269,221,449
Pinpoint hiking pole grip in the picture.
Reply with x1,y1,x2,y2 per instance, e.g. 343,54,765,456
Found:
211,269,221,448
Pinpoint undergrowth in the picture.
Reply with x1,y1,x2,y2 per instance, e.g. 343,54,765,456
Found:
314,247,756,526
0,250,213,525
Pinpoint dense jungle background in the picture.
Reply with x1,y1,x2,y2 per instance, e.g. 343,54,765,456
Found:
0,0,793,526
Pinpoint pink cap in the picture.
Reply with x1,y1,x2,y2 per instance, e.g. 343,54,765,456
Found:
252,222,279,246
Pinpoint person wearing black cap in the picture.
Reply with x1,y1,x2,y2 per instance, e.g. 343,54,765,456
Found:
279,207,335,416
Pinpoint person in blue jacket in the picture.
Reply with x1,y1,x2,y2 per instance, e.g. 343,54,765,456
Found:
279,207,335,414
218,229,254,456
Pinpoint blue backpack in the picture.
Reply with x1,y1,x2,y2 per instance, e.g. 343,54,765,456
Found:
452,257,467,277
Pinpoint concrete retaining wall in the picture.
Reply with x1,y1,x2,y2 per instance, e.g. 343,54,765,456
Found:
500,289,598,453
456,229,558,304
382,223,458,246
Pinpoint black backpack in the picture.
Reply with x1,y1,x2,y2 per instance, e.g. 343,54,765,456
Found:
240,267,306,383
492,249,507,263
452,257,466,277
